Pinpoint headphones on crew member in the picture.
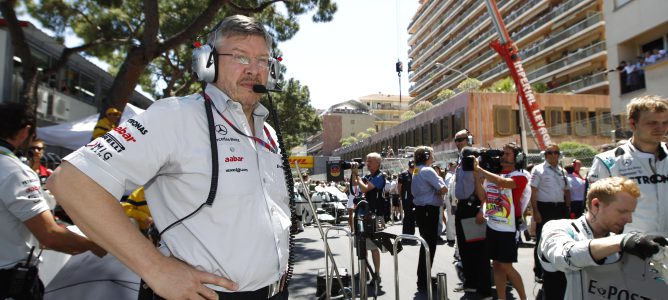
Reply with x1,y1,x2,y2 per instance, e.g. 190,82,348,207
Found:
414,146,432,165
463,128,473,146
191,24,281,90
508,144,526,169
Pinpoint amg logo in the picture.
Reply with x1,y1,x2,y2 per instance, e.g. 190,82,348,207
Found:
225,156,244,163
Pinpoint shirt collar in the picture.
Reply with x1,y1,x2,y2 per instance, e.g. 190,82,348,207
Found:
0,139,15,152
204,84,270,122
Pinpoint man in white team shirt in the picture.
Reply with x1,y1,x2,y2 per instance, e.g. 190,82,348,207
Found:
588,95,668,235
48,15,290,299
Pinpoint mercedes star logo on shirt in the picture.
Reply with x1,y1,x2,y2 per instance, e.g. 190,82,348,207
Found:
216,124,228,136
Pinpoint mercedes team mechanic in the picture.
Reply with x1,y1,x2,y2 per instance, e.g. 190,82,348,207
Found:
588,95,668,235
47,15,290,299
539,177,667,300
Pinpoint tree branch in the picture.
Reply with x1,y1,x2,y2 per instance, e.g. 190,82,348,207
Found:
142,0,160,58
226,0,285,14
157,0,228,54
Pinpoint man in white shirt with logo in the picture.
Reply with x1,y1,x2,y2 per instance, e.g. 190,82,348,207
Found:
588,95,668,236
529,143,571,298
48,15,290,299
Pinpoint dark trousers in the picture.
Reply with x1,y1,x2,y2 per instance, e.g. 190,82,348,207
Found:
570,201,585,218
533,201,569,278
542,270,566,300
455,200,492,297
0,266,44,300
415,205,439,288
138,280,288,300
402,199,416,235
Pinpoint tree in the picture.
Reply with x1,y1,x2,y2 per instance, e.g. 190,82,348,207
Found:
457,77,482,91
365,127,376,135
356,131,370,140
340,136,357,147
436,88,455,102
489,77,515,92
400,110,416,121
532,82,548,93
413,100,432,113
261,78,320,151
12,0,337,118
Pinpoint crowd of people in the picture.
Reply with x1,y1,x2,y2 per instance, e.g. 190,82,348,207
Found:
617,48,667,94
1,13,667,300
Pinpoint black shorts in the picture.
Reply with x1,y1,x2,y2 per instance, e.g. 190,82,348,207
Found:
390,195,400,206
486,227,518,263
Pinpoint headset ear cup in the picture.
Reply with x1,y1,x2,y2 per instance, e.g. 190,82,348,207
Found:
191,44,217,83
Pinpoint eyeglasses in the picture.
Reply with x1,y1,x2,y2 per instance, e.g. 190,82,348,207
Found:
545,150,560,155
218,53,270,69
454,137,468,143
30,146,44,151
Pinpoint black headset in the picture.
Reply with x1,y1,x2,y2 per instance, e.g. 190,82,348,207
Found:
415,147,432,165
464,128,473,146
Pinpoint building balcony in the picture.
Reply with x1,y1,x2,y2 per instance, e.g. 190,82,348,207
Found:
527,41,606,82
546,71,608,94
411,2,602,103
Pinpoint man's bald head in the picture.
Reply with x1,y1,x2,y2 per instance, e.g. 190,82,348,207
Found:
454,129,471,151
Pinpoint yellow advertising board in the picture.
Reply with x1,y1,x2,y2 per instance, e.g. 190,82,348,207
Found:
289,156,314,168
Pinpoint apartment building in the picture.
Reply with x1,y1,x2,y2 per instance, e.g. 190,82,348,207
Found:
407,0,607,105
604,0,668,120
358,93,413,132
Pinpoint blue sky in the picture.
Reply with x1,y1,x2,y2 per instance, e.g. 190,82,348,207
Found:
19,1,420,110
279,0,420,109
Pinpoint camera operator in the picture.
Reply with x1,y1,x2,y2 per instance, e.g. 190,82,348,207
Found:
350,152,385,280
474,143,529,300
539,177,668,300
411,146,448,292
0,103,106,299
452,130,493,298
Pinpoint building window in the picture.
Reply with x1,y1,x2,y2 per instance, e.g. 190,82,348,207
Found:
351,119,355,125
493,105,514,136
453,108,465,133
614,0,633,9
441,115,452,141
546,107,565,136
597,109,612,136
572,107,591,136
432,122,441,144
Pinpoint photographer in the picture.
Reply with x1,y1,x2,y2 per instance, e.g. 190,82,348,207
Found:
539,177,667,300
411,146,447,292
474,143,529,300
350,152,385,280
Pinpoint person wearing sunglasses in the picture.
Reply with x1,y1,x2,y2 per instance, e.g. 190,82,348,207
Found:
28,138,52,186
529,143,571,298
589,95,668,236
91,107,122,141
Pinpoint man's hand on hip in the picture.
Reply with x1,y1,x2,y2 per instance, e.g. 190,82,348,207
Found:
147,256,238,300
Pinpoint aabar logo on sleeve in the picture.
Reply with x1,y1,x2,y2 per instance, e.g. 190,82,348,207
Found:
113,126,137,142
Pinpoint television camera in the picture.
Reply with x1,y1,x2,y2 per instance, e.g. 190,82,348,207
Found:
341,158,365,170
461,147,504,174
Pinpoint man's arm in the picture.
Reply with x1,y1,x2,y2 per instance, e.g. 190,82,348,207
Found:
24,210,106,257
476,166,516,189
47,162,237,299
473,168,486,224
530,187,541,224
540,220,624,272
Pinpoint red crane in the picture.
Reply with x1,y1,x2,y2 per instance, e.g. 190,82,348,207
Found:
484,0,552,150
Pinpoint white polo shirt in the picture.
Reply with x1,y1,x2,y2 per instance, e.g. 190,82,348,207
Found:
0,145,50,268
529,162,570,203
64,84,290,292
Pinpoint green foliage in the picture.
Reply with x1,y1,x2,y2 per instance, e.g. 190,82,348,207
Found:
532,82,548,93
489,77,515,92
24,0,337,100
340,136,357,147
437,88,455,101
413,101,433,113
558,141,597,158
457,78,482,91
260,78,321,151
356,131,370,140
365,127,376,135
401,110,416,121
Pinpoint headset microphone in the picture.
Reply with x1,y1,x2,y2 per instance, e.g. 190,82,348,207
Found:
253,85,268,93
